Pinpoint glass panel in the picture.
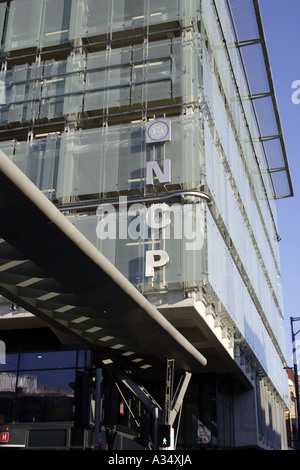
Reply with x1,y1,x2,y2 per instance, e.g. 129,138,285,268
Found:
13,141,28,174
148,0,180,24
69,0,110,39
108,65,131,87
64,54,85,115
0,4,6,46
40,60,67,119
146,58,171,81
0,140,15,160
4,62,43,124
112,0,144,33
26,136,59,199
72,214,117,265
115,234,146,286
5,0,43,52
132,58,171,102
116,126,145,192
182,203,206,286
106,48,131,109
106,84,131,109
8,64,27,124
73,213,99,248
254,96,279,137
84,50,107,112
109,47,131,67
0,68,11,125
25,63,43,122
102,127,121,195
57,129,103,201
132,80,171,106
0,105,8,126
40,0,72,48
84,90,105,113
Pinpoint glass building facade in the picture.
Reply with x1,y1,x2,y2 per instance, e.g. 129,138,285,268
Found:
0,0,293,450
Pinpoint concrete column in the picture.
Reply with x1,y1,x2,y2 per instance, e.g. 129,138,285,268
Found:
234,388,259,448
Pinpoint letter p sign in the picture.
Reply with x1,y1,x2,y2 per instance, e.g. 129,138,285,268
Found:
145,250,169,277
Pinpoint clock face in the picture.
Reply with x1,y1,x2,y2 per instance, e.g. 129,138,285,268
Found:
147,121,169,141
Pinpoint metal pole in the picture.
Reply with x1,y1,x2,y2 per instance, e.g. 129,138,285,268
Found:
291,317,300,449
153,406,159,450
93,368,103,450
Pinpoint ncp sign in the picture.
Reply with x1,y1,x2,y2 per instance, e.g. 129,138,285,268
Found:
96,131,206,278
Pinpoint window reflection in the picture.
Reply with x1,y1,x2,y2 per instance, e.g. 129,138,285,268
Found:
0,353,18,371
0,349,90,425
15,369,74,423
19,350,77,370
0,371,17,424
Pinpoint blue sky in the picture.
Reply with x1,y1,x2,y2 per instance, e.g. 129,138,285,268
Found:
259,0,300,364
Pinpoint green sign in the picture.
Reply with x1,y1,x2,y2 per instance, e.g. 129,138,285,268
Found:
158,424,171,447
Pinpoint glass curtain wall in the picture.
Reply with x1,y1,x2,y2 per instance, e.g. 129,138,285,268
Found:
177,375,234,449
201,0,288,406
0,35,201,126
2,113,204,200
1,0,200,53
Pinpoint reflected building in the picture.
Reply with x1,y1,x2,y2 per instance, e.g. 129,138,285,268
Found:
0,0,293,450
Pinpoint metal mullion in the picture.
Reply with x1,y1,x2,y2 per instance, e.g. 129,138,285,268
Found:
7,76,172,107
7,55,171,89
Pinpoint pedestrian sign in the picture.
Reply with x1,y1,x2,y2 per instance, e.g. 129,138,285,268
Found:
158,424,171,448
